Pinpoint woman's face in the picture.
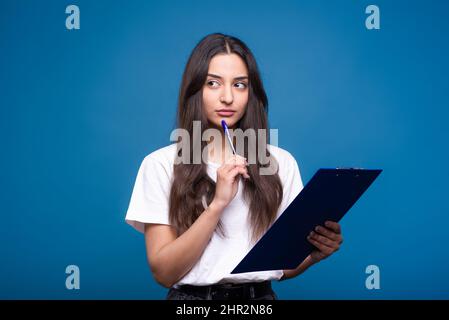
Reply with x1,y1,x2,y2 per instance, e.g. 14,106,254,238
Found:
202,53,249,129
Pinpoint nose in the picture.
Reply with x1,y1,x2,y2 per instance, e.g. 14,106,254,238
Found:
220,84,234,104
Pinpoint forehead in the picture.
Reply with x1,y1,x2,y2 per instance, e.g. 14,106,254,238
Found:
208,53,248,76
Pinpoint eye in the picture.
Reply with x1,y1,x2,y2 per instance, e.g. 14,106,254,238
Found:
234,82,248,89
207,80,220,88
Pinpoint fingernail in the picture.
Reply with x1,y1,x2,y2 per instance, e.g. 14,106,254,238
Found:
315,226,320,232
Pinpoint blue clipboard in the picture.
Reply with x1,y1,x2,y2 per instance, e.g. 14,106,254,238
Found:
231,168,382,274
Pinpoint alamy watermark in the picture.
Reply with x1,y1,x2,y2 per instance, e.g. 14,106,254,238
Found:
170,121,279,175
65,264,80,290
65,5,80,30
365,5,380,30
365,264,381,290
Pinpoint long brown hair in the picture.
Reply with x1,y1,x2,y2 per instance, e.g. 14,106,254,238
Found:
169,33,283,242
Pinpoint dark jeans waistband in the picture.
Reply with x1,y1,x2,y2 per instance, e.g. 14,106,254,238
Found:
173,281,273,300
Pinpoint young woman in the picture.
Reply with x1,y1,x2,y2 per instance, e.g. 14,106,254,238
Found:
125,33,343,300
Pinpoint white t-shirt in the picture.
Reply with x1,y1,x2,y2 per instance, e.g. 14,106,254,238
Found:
125,143,304,286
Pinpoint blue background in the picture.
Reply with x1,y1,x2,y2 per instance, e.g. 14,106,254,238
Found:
1,0,448,299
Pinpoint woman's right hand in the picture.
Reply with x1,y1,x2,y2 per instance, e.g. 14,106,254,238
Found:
212,155,250,210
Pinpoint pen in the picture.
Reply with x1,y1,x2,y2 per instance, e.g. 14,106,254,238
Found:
221,120,236,155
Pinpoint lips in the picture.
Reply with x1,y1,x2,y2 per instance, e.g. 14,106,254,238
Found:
216,110,236,117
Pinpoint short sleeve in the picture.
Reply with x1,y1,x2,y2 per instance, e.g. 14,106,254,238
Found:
125,156,172,233
277,153,304,217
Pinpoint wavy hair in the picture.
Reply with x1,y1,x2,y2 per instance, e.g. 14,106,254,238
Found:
169,33,283,242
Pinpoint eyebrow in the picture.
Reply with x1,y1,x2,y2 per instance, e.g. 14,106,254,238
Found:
207,73,248,81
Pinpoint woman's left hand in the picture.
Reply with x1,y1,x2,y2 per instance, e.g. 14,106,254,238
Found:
307,221,343,263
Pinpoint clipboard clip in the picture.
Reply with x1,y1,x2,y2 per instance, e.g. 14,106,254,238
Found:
335,167,364,177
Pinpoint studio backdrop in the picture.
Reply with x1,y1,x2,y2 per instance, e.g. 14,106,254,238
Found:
1,0,448,299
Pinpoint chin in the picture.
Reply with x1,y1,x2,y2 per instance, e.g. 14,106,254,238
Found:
208,114,241,129
220,116,240,127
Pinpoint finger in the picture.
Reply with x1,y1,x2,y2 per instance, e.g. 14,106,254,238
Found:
314,226,340,242
228,166,250,180
225,155,247,166
309,231,339,249
236,166,250,179
220,164,249,179
325,221,341,234
219,163,237,174
307,237,333,255
236,163,250,178
234,155,247,165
